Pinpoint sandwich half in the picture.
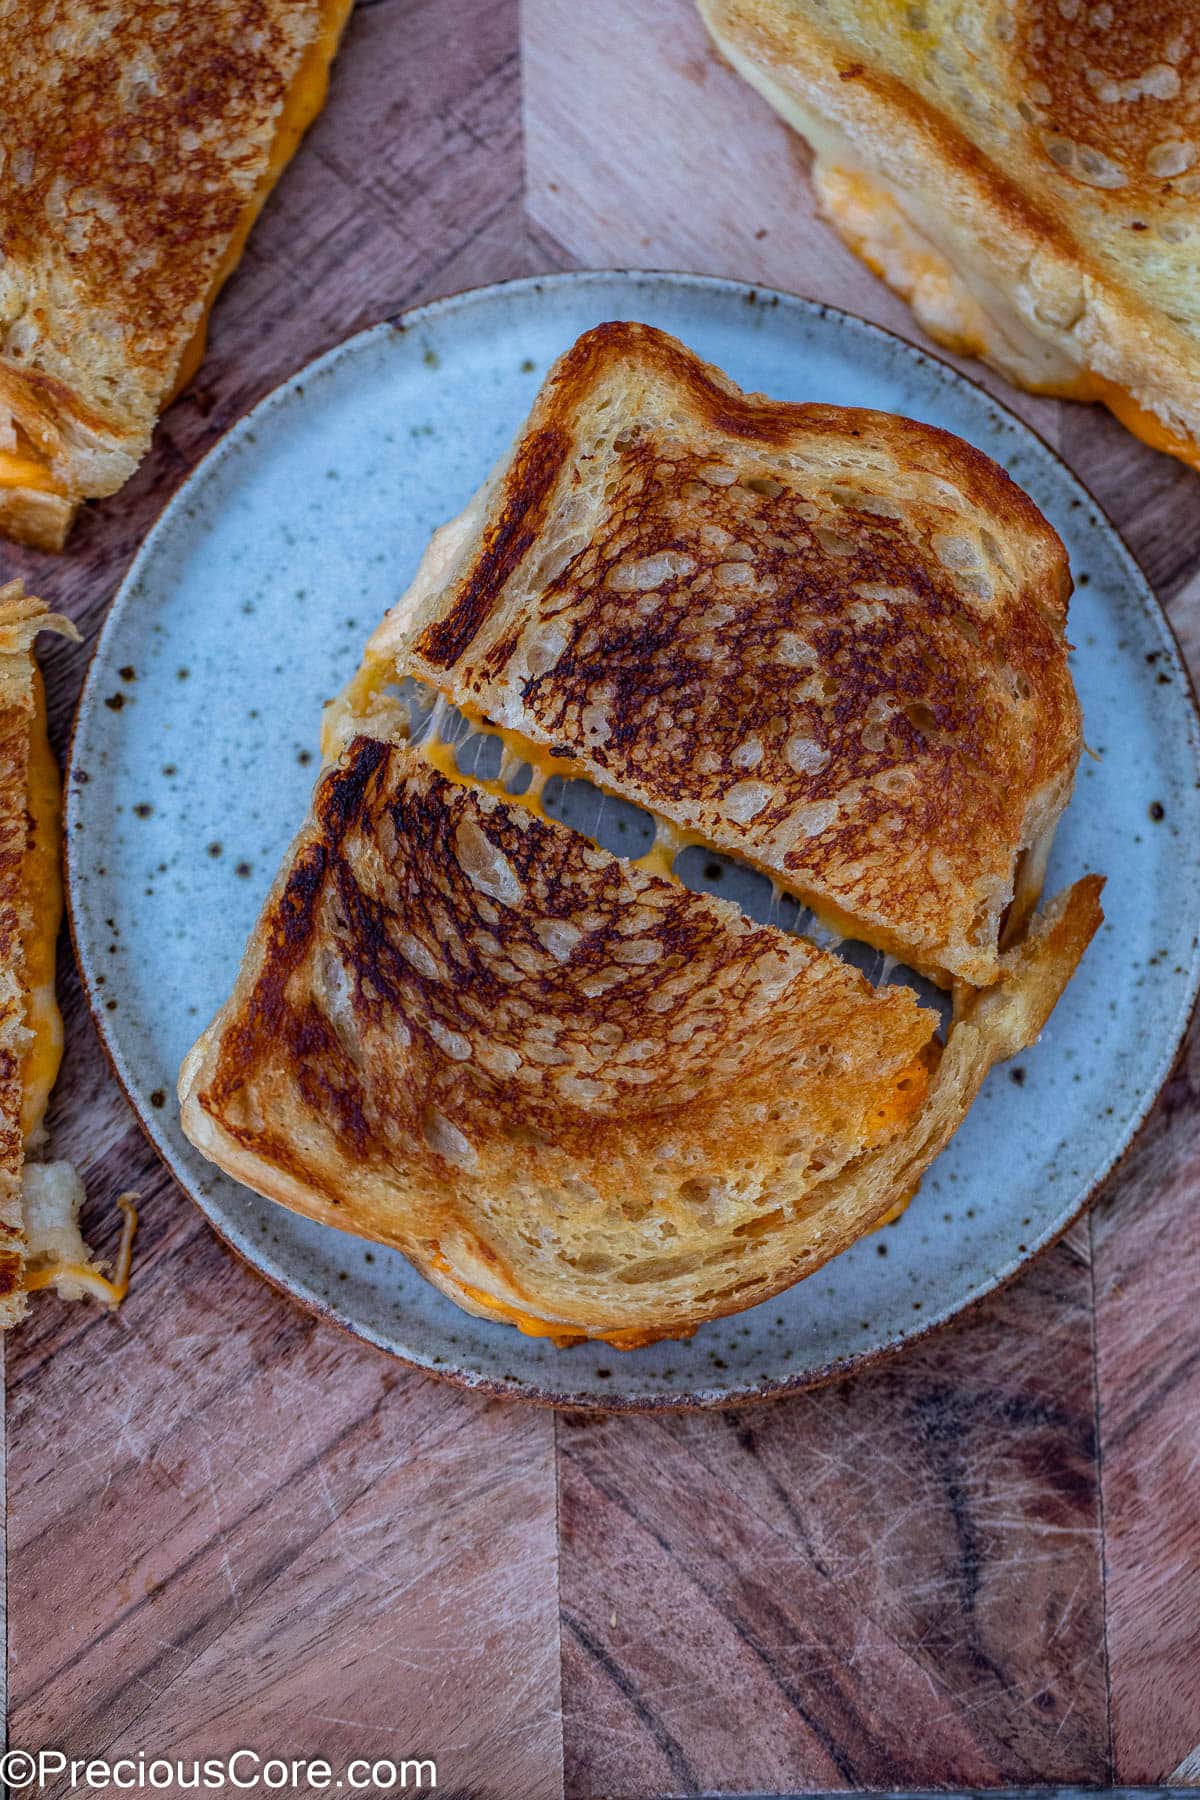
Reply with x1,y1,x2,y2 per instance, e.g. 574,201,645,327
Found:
356,323,1082,989
698,0,1200,471
0,582,134,1324
179,726,1100,1348
179,325,1102,1349
0,0,352,550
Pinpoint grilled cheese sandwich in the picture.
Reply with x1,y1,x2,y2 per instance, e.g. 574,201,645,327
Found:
179,327,1102,1350
367,322,1083,989
168,0,352,405
0,582,135,1326
0,0,352,548
699,0,1200,471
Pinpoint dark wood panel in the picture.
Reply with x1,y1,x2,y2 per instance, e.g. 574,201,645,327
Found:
7,7,565,1798
560,1233,1108,1799
1090,1027,1200,1785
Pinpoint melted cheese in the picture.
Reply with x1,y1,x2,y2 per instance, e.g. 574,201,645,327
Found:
1075,375,1200,471
25,1199,138,1307
0,448,64,497
20,670,65,1143
818,164,1200,467
428,1249,678,1349
818,166,994,363
418,707,712,885
868,1054,931,1137
872,1186,919,1230
634,814,701,882
862,1043,939,1229
429,1248,585,1345
22,1168,137,1308
331,673,874,957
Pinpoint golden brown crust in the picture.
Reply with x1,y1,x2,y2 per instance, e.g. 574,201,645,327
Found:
0,582,48,1324
180,327,1102,1350
0,580,81,1326
181,734,952,1343
1015,1,1198,202
376,322,1080,987
0,0,353,542
698,0,1200,461
179,733,1103,1347
0,483,73,553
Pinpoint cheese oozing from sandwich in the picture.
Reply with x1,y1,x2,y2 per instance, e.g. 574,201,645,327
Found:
326,670,935,1249
22,1165,137,1308
5,605,136,1311
707,23,1200,471
0,447,68,501
327,663,862,936
179,318,1105,1348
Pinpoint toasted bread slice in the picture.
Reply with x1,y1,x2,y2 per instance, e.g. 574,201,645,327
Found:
0,583,135,1322
0,594,37,1323
698,0,1200,470
361,323,1081,988
0,0,352,549
179,725,1101,1349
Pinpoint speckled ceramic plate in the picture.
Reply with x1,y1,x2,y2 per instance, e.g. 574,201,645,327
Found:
67,271,1200,1409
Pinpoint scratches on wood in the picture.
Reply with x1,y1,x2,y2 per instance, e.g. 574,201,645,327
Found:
525,0,1200,1788
558,1240,1107,1797
522,0,1068,443
1091,1024,1200,1783
7,4,564,1795
4,0,1199,1790
11,1235,561,1791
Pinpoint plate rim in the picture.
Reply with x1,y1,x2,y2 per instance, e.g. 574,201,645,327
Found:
64,265,1200,1411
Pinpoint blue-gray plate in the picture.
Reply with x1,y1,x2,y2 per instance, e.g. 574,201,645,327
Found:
66,272,1200,1408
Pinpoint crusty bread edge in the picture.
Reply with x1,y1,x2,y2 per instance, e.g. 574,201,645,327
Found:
178,873,1103,1349
374,319,1077,986
0,486,74,553
698,0,1200,456
0,0,355,547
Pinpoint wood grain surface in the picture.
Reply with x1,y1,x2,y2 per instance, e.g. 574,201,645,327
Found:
4,0,1199,1794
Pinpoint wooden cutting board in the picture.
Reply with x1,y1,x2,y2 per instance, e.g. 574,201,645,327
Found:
3,0,1199,1793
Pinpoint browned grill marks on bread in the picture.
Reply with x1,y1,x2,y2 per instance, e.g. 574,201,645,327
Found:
204,736,936,1166
180,323,1103,1347
184,732,986,1342
203,738,390,1170
0,0,350,545
416,427,572,668
514,437,1069,896
181,728,1102,1345
1016,0,1198,196
0,1,329,400
388,322,1080,987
